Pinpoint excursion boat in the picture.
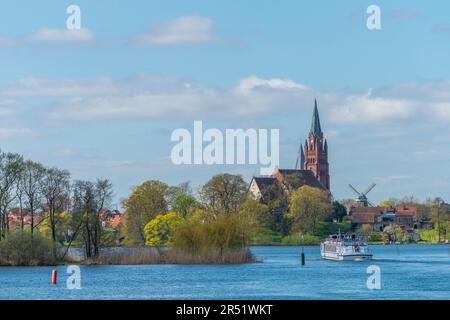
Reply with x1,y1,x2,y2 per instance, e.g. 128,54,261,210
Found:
320,232,373,261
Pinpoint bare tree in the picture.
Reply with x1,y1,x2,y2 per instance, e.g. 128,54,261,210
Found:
71,179,113,258
40,167,71,255
93,179,113,256
0,151,24,239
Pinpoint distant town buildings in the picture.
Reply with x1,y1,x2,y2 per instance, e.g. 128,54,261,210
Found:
8,208,123,231
349,206,417,231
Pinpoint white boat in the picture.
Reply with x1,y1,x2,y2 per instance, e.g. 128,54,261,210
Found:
320,232,372,261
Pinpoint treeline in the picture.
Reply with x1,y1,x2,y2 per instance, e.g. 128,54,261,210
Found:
122,174,450,251
0,150,113,266
121,175,258,262
121,173,339,255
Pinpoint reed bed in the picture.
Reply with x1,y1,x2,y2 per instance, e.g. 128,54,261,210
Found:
85,247,257,265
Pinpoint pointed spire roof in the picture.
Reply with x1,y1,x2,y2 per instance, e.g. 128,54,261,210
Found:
310,98,322,137
295,143,305,170
300,143,305,169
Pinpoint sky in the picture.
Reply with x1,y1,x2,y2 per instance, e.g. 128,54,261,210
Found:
1,0,450,207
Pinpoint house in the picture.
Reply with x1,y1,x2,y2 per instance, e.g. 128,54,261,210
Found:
394,207,416,229
349,206,418,231
249,168,328,204
8,209,44,230
99,209,123,230
348,206,385,231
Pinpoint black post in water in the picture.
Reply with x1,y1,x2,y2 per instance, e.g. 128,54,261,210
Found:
301,235,305,266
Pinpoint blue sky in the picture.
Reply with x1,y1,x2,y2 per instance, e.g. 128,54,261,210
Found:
1,0,450,206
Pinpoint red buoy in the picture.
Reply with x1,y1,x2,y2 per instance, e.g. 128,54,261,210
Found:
51,270,57,285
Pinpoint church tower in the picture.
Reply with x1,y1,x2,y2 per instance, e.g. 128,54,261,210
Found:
303,99,330,190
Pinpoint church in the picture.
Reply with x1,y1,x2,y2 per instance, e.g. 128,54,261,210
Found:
249,99,330,204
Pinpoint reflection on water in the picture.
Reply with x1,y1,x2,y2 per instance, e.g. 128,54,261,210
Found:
0,244,449,300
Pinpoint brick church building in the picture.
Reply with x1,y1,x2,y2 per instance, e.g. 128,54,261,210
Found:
299,99,330,190
249,99,330,203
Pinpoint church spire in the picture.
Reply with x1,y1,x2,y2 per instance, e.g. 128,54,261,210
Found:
295,143,304,170
310,98,322,137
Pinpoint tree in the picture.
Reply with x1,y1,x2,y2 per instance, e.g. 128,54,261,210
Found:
166,181,192,208
37,211,72,243
71,180,97,258
331,200,347,222
209,213,252,256
144,212,183,246
19,160,45,235
40,167,70,256
0,152,24,239
172,213,253,257
397,196,420,207
379,198,398,207
286,186,331,235
122,180,170,245
92,179,114,255
239,197,270,232
428,197,449,243
71,179,113,258
383,224,404,243
172,194,199,218
258,183,291,235
199,174,247,216
340,198,357,212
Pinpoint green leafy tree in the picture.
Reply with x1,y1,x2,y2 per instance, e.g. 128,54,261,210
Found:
331,200,347,222
122,180,170,245
257,183,291,235
172,194,199,218
37,211,72,243
379,198,398,207
144,212,183,246
172,213,252,256
428,198,450,243
199,174,247,216
286,185,331,235
239,197,270,232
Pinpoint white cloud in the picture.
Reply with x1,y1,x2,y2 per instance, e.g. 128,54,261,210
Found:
130,16,217,46
30,28,94,43
2,75,450,125
235,76,309,93
0,128,34,140
0,28,95,47
0,99,19,116
45,76,314,120
0,77,118,97
330,89,416,124
431,102,450,120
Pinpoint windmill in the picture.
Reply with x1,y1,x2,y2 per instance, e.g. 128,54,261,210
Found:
348,183,376,207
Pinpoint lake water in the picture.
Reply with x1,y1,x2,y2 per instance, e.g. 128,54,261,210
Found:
1,245,449,300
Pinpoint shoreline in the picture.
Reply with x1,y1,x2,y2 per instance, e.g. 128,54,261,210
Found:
1,243,448,267
249,242,449,246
